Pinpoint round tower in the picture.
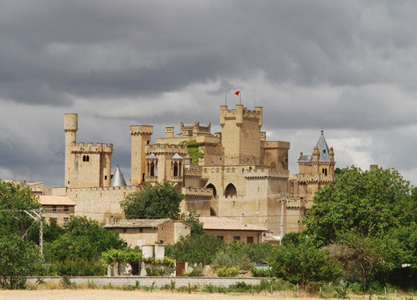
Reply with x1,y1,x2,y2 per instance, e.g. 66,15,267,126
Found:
64,113,78,187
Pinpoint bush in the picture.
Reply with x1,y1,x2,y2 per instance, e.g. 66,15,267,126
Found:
53,258,106,276
216,266,239,277
211,248,251,270
251,265,271,277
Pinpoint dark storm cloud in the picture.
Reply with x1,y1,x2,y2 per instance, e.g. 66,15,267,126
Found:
3,1,416,106
1,1,417,186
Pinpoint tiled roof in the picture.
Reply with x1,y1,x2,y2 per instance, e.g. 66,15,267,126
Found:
103,218,188,229
39,196,75,206
199,216,268,232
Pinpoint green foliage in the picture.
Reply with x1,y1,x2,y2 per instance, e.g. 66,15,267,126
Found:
145,265,174,276
102,247,142,265
0,233,42,289
243,242,274,263
268,241,343,288
251,264,271,277
211,243,251,271
183,266,203,277
53,258,106,276
281,232,306,247
304,166,415,247
216,266,239,277
179,209,204,236
121,181,184,219
165,234,225,264
46,216,126,263
0,180,41,241
303,166,417,291
179,140,205,164
61,275,76,289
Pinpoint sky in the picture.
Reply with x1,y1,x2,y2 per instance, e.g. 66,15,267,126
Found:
1,1,417,188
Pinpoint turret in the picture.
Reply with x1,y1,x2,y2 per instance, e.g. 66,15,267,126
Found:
64,113,78,187
130,125,154,186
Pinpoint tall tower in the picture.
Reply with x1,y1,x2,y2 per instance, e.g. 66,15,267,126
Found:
220,105,263,165
64,113,78,187
130,125,154,186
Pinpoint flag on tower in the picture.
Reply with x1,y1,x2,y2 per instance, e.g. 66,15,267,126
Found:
235,91,240,96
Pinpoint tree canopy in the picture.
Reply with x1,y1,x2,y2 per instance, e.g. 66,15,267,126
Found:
303,166,417,290
121,181,184,219
304,166,416,247
0,180,41,239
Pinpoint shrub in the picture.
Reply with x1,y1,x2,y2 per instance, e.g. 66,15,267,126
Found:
216,266,239,277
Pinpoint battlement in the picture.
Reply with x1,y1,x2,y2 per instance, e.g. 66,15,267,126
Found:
129,125,154,136
180,121,211,137
71,142,113,154
184,164,202,176
146,144,188,155
183,186,213,198
244,168,289,180
296,173,338,183
67,185,140,193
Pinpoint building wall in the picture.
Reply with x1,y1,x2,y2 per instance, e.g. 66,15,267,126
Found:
42,205,75,226
204,230,263,244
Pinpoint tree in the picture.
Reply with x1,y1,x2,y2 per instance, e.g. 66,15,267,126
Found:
179,209,204,235
304,166,415,247
121,181,184,219
165,234,225,264
0,180,41,240
47,216,126,262
268,241,343,290
303,166,417,290
0,233,42,289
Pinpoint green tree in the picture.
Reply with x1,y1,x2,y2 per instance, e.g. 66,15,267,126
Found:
47,216,126,261
121,181,184,219
0,180,41,240
179,209,204,235
304,166,415,247
303,166,417,290
268,241,343,290
166,234,225,265
0,233,42,289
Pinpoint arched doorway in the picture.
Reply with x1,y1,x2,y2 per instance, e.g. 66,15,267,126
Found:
206,183,217,197
225,183,237,198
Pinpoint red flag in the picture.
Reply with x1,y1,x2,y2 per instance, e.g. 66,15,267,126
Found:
235,91,240,96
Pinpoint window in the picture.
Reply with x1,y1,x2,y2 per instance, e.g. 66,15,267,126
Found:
123,228,127,233
83,155,90,162
64,218,69,224
217,236,224,240
52,206,57,212
64,206,69,212
234,236,240,241
247,237,254,244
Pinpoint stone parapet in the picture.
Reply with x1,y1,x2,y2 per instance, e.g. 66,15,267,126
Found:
297,173,338,183
244,169,289,180
67,185,140,193
129,125,154,136
183,186,213,198
71,142,113,154
146,144,188,155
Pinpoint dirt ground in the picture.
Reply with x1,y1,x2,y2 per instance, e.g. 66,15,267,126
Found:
0,289,322,300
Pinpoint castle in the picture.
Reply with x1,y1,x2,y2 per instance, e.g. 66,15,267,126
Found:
62,104,336,237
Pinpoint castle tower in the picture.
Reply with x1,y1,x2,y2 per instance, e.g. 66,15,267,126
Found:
220,105,263,165
64,113,113,188
294,130,336,202
130,125,154,186
64,113,78,187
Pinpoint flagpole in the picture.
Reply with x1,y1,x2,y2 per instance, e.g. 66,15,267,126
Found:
225,89,227,106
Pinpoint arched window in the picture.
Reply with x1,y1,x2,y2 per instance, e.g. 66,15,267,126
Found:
150,162,157,177
173,163,179,177
206,183,217,197
210,207,217,216
83,155,89,162
225,183,237,198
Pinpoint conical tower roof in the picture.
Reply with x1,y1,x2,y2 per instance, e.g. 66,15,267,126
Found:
111,164,127,187
316,130,331,162
298,130,331,163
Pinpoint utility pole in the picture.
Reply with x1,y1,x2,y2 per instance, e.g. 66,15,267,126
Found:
277,193,292,245
23,209,44,256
